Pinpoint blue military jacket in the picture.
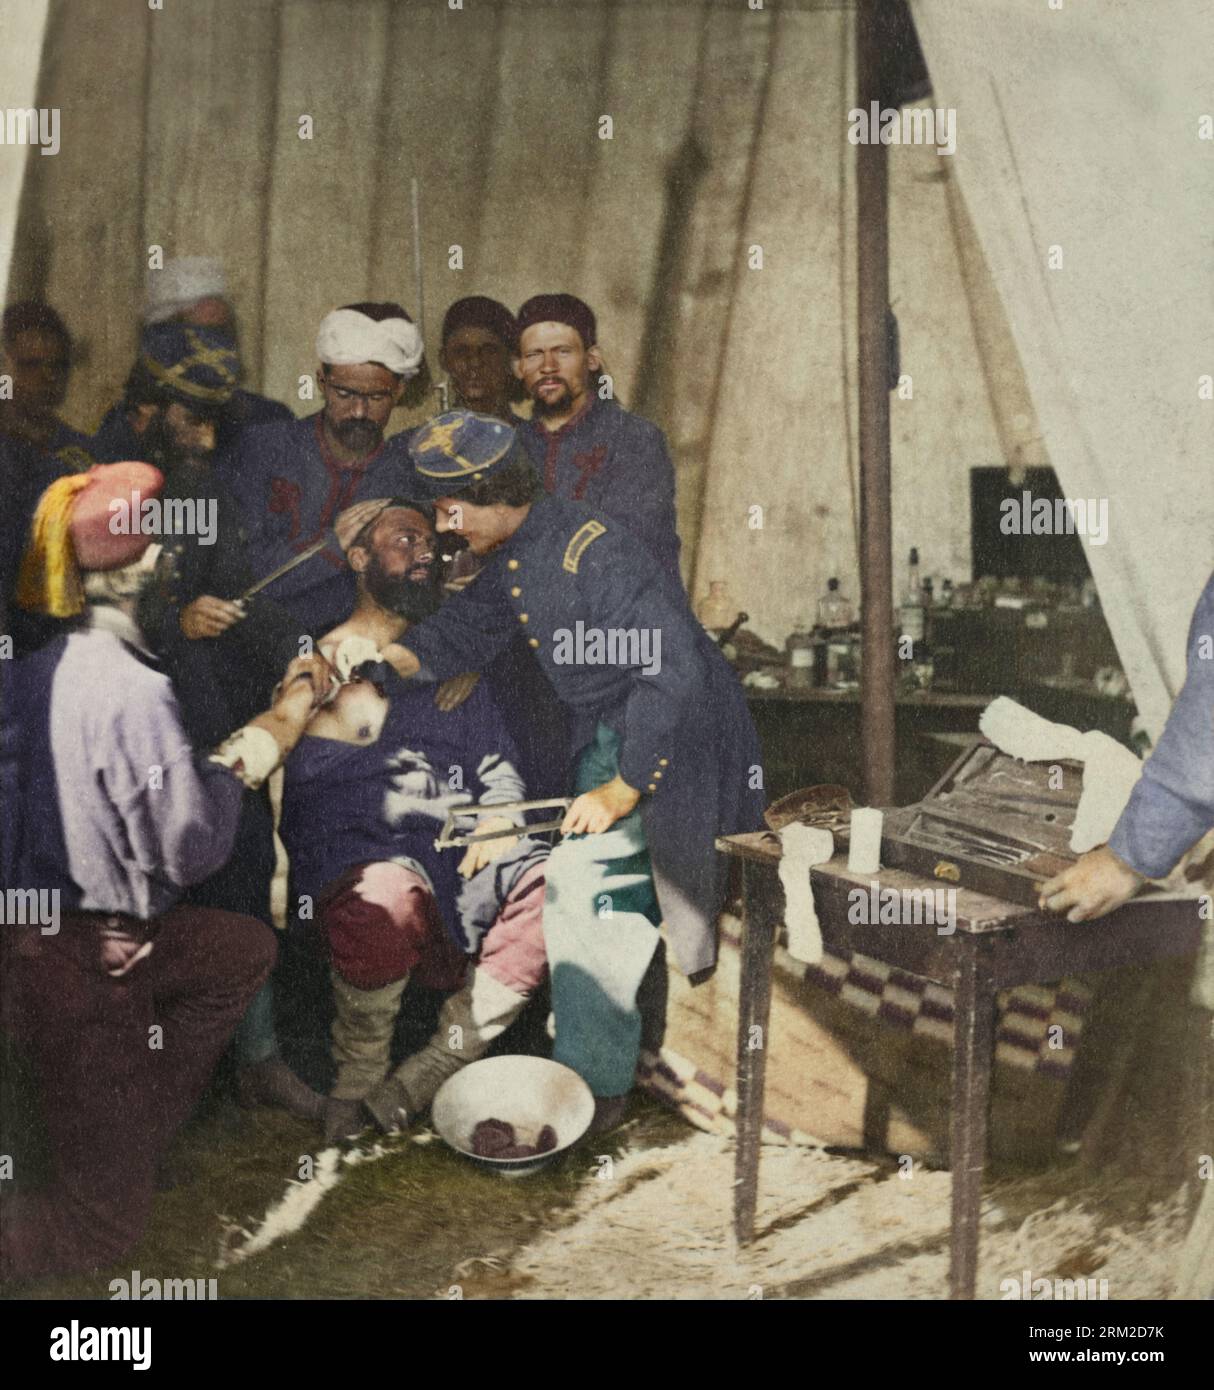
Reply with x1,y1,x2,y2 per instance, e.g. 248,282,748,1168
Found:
219,414,415,637
517,396,681,580
403,496,765,975
1109,572,1214,878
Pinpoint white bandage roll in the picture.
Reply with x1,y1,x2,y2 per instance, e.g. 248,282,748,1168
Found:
779,825,835,965
848,807,884,875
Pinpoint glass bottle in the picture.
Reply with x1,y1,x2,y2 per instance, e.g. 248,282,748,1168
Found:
899,546,925,644
817,577,854,629
785,617,816,688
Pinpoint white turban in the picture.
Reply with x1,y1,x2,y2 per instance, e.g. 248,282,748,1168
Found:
315,308,425,380
144,256,228,324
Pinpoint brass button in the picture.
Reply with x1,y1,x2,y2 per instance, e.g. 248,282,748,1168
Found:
507,559,519,571
647,783,657,792
528,637,540,649
518,612,529,623
511,586,521,597
659,758,669,767
653,771,662,779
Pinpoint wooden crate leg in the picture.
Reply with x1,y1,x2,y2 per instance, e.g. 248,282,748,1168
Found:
949,946,996,1299
734,862,780,1246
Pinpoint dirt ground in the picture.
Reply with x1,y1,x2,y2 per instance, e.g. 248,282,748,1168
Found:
3,1083,1199,1301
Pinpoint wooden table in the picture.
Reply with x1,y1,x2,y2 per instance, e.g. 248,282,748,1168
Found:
717,830,1202,1299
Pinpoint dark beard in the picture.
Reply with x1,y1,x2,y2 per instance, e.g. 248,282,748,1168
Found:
364,555,442,621
531,383,574,417
141,413,213,473
331,418,383,453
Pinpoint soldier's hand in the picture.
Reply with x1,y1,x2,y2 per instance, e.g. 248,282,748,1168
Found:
458,816,520,878
381,642,421,679
180,595,245,639
1038,845,1145,922
561,776,642,836
273,652,338,721
436,671,481,712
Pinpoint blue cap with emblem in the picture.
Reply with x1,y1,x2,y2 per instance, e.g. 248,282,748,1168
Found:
407,409,526,497
139,322,241,408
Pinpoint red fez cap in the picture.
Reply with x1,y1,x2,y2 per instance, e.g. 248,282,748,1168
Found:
72,461,165,569
441,296,519,351
17,461,166,618
516,293,597,349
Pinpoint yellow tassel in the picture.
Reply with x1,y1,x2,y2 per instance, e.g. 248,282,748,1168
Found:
16,471,95,617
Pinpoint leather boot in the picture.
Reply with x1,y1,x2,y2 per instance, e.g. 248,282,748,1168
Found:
323,971,408,1140
363,969,528,1132
329,970,409,1098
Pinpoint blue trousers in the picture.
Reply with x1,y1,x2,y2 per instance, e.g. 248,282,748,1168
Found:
546,725,663,1097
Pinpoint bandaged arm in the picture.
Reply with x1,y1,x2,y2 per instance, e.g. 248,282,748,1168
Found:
209,667,326,790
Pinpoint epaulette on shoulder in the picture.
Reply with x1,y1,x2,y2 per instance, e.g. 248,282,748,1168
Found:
562,519,607,574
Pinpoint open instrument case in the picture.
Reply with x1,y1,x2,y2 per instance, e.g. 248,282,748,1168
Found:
880,739,1091,907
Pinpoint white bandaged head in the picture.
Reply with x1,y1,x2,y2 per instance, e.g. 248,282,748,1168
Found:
316,308,425,380
144,256,228,325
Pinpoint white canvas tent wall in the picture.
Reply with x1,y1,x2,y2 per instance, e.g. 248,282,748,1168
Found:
909,0,1214,1292
911,0,1214,743
0,2,50,302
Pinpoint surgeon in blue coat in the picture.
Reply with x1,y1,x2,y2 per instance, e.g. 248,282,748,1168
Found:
380,411,766,1124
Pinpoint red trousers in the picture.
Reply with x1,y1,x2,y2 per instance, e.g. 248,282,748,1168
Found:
320,861,548,995
0,906,275,1283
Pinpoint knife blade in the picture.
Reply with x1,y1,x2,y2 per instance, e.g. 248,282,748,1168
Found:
239,538,329,603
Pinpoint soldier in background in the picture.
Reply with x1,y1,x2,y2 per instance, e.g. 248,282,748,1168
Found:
0,302,95,475
514,293,681,580
438,295,521,422
92,256,292,465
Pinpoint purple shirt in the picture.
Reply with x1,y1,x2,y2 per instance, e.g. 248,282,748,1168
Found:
4,612,244,920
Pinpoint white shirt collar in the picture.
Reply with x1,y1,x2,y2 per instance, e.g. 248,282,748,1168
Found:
87,604,157,659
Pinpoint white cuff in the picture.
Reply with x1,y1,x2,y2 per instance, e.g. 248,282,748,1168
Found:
209,724,282,790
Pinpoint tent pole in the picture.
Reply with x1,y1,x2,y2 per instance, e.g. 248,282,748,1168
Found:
856,0,896,806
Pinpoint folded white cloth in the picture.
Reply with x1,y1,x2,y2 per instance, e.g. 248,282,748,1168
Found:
778,825,834,965
316,308,424,379
979,696,1143,853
